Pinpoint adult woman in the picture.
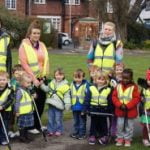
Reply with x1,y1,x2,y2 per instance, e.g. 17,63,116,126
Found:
18,20,49,134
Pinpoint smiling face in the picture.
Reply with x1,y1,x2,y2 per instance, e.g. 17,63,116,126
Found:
0,75,8,89
103,25,114,37
55,71,64,82
29,28,41,43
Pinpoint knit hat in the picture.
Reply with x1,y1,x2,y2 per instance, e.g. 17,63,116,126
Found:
146,68,150,80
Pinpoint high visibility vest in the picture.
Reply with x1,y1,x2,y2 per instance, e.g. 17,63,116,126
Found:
143,89,150,109
22,41,49,78
117,84,134,104
0,35,10,71
90,86,111,106
48,81,70,100
0,88,11,111
19,89,33,115
70,83,86,105
93,42,116,72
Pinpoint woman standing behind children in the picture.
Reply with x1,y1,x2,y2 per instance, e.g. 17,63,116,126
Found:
15,73,35,143
0,71,14,145
40,68,71,136
139,68,150,147
85,71,113,145
112,68,140,147
70,69,90,140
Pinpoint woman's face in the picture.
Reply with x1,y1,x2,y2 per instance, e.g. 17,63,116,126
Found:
103,25,114,37
30,28,41,42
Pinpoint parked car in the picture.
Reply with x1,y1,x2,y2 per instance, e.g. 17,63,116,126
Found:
59,32,72,45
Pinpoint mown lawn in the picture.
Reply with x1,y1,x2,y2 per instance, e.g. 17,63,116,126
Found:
12,50,150,150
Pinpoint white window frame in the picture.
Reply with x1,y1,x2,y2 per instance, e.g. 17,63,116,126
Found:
65,0,80,5
5,0,16,10
37,16,61,32
34,0,46,4
106,0,113,13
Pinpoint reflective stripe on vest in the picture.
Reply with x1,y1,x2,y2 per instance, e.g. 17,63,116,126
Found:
90,86,111,106
0,88,11,111
70,83,86,105
22,41,48,78
48,81,70,100
19,89,33,115
0,36,10,71
93,42,115,72
117,84,134,104
143,89,150,109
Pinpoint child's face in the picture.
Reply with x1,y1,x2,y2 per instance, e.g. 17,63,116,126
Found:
13,70,24,80
55,71,64,82
96,76,107,86
22,77,32,88
103,25,114,37
74,74,84,84
115,66,123,75
0,75,8,89
122,73,132,85
147,80,150,86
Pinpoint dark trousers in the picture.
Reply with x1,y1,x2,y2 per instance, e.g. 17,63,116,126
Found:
72,111,86,136
90,115,108,137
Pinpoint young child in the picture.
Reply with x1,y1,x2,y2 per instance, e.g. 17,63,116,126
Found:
0,71,14,145
15,72,34,143
87,22,123,73
139,68,150,147
85,71,113,145
70,69,90,140
112,68,140,147
40,68,71,136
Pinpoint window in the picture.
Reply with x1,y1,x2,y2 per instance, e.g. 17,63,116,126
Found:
106,0,113,13
5,0,16,10
38,16,61,32
65,0,80,5
34,0,46,4
146,1,150,11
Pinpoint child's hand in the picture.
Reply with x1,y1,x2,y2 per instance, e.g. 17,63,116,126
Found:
16,113,20,117
120,104,127,111
32,93,37,99
0,106,3,111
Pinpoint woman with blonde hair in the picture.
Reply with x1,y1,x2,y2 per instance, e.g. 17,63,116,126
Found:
18,20,49,134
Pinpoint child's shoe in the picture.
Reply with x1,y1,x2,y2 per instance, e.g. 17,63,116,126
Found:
47,132,54,136
88,136,96,145
98,136,109,145
143,139,150,147
70,133,78,138
124,140,131,147
55,131,62,136
116,138,124,146
77,135,86,140
1,141,8,145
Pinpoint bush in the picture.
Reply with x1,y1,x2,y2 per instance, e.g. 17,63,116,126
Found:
142,40,150,49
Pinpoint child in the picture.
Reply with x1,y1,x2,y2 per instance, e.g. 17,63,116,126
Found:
87,22,123,73
112,68,140,147
70,69,90,140
85,71,113,145
139,68,150,147
0,71,14,145
40,68,71,136
15,73,34,143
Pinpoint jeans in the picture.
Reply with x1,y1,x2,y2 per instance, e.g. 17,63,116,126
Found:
47,105,63,133
72,111,86,136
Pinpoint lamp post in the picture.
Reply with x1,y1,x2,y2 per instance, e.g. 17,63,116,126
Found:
69,0,72,37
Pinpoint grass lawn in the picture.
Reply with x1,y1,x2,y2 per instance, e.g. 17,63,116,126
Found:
12,51,150,149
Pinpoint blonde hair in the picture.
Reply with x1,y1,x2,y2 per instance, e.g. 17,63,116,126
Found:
26,19,42,38
20,72,32,84
0,71,9,79
104,22,116,31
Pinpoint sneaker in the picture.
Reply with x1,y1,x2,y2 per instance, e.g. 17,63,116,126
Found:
47,132,54,136
143,139,150,147
88,136,96,145
70,133,78,138
1,141,8,145
28,129,40,134
55,131,62,136
77,135,86,140
42,126,47,131
14,131,20,137
116,138,124,146
8,131,16,138
124,140,131,147
98,136,108,145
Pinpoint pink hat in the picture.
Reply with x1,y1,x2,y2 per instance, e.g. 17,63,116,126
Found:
146,68,150,80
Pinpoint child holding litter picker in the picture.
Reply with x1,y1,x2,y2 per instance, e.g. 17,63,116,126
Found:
15,72,35,143
0,71,14,145
85,71,113,145
139,68,150,147
112,68,140,147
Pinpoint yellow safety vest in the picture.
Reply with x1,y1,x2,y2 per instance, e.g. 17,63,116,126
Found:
143,89,150,109
0,88,11,111
22,41,49,78
19,89,33,115
70,83,86,105
48,81,70,100
117,84,134,104
0,35,10,71
90,86,111,106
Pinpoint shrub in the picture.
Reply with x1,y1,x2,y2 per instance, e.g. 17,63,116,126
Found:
142,40,150,50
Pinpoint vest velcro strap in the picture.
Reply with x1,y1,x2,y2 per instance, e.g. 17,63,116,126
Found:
29,62,39,67
0,52,6,56
103,56,114,59
95,56,103,59
99,96,107,100
72,95,84,99
120,96,130,100
0,63,6,67
20,101,32,106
